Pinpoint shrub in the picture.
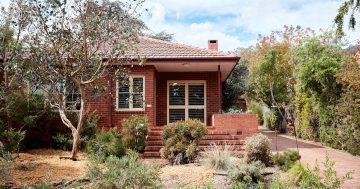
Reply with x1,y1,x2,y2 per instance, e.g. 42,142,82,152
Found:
0,126,25,153
86,128,126,162
248,101,264,125
244,134,271,166
160,119,207,164
52,133,72,151
200,144,236,171
288,155,352,189
229,161,264,188
87,151,161,189
264,111,276,130
272,150,301,171
336,90,360,155
121,115,148,153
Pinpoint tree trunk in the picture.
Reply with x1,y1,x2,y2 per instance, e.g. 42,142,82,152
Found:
71,129,81,161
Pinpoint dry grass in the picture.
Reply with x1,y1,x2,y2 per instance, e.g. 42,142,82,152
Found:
200,143,240,171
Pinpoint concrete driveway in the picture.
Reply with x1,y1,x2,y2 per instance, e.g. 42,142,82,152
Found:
260,127,360,189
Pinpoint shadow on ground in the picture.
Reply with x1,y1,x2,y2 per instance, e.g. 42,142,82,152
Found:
260,127,323,152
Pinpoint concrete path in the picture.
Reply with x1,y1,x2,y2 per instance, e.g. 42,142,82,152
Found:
260,127,360,189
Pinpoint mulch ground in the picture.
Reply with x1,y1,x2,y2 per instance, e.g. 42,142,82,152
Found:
3,149,88,186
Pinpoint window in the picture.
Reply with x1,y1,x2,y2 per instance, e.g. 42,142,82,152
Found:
168,81,206,124
65,82,81,110
117,76,145,111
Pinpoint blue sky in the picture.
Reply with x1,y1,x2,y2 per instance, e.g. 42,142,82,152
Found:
1,0,359,51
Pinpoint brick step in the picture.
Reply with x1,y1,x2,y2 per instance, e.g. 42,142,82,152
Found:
146,140,163,146
143,151,160,158
148,131,163,136
147,136,162,141
207,130,230,135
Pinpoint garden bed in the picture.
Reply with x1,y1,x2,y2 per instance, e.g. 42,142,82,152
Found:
4,149,87,186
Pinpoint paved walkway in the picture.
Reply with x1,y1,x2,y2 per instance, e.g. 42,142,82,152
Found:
260,127,360,189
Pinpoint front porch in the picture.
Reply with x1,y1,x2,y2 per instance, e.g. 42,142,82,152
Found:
144,114,259,158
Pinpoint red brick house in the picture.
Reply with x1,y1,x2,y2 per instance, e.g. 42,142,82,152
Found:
83,37,259,157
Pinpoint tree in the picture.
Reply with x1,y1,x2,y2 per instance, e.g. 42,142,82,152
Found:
146,30,174,41
222,58,249,110
13,0,145,160
335,0,360,36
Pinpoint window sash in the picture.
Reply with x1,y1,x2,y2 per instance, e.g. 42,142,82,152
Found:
168,81,206,124
117,76,145,111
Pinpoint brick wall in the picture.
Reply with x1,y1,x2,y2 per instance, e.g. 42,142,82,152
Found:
87,65,157,130
211,114,259,136
156,72,221,126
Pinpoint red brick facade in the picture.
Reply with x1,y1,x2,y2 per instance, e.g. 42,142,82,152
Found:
156,72,221,126
88,66,222,129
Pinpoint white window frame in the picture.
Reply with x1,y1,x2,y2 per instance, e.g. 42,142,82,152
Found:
167,80,207,125
116,75,145,111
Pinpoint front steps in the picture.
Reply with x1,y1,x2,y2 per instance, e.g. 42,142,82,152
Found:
143,129,247,158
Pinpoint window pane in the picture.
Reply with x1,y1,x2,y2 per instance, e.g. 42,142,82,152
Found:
189,109,205,123
169,109,185,123
169,83,185,105
119,81,129,93
188,84,204,105
119,93,129,109
132,94,143,108
133,78,143,93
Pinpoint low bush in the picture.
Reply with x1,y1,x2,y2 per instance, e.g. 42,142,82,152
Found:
200,144,236,171
121,115,148,153
87,151,161,189
248,101,264,125
264,111,276,131
160,119,207,165
86,128,126,162
52,115,99,151
229,161,264,188
0,126,25,154
288,155,352,189
244,134,271,166
272,150,301,171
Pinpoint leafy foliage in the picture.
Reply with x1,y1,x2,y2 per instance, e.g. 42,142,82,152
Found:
146,30,174,41
86,128,126,162
335,0,360,36
160,119,207,165
336,89,360,155
272,150,301,171
121,115,148,153
248,101,264,125
222,59,249,110
87,152,161,189
244,134,271,166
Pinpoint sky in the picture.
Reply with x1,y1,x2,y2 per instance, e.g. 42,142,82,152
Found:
1,0,359,51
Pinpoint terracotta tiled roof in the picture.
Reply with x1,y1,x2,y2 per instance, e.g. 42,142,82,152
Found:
131,36,238,59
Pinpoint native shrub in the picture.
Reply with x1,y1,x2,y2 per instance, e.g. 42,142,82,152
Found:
248,101,264,125
86,128,126,162
336,90,360,155
244,134,271,166
160,119,207,164
288,155,352,189
229,161,265,188
121,115,148,153
272,150,301,171
87,151,161,189
264,111,276,131
200,144,236,171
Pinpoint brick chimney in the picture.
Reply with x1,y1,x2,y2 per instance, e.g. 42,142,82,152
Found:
208,40,218,51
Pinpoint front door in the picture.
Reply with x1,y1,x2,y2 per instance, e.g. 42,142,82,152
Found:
167,80,206,125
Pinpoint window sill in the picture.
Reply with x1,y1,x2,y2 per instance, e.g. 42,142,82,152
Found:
115,108,145,112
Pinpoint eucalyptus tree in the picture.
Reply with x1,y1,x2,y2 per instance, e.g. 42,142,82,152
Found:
335,0,360,36
15,0,145,160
